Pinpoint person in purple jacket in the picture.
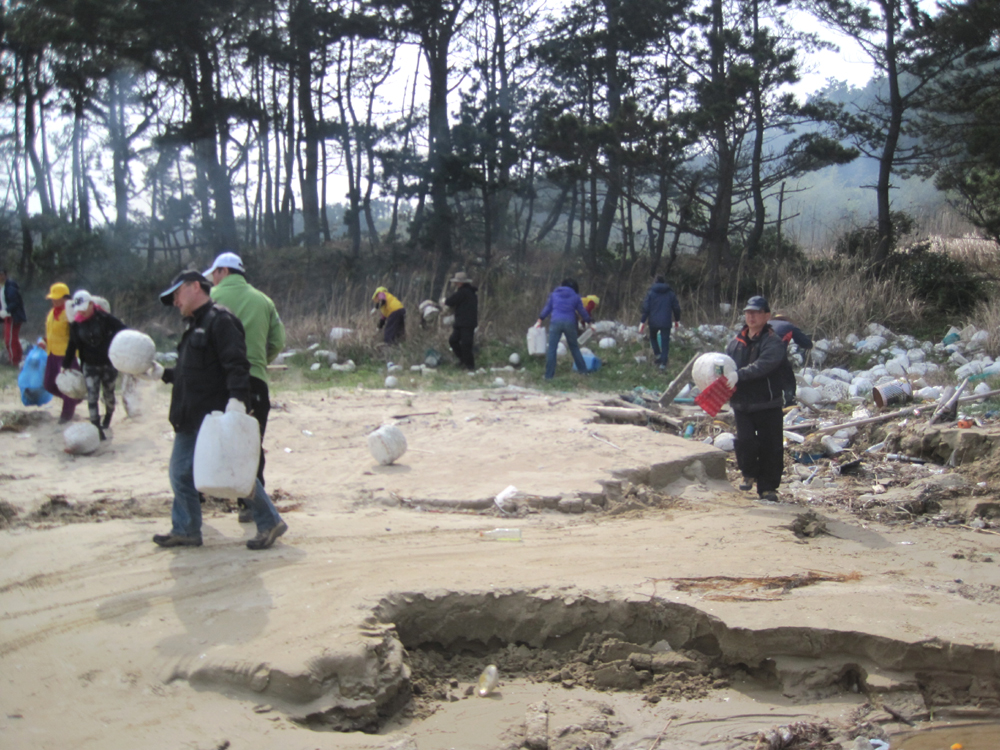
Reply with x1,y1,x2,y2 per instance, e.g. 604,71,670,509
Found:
535,278,592,380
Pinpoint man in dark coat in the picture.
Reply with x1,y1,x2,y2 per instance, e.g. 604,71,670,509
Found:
724,296,788,502
0,268,27,367
639,276,681,367
152,270,288,550
444,271,478,371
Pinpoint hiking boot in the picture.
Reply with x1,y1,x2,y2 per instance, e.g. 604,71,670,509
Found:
237,507,254,524
738,477,754,492
153,533,202,547
758,491,779,503
246,521,287,550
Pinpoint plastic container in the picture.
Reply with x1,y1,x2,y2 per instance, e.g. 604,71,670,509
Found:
367,424,408,465
480,528,521,541
577,327,594,346
193,398,261,499
108,330,157,375
572,353,602,373
527,326,547,356
477,665,499,696
694,376,734,417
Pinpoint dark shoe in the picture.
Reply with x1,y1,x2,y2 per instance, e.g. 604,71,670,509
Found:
738,477,754,491
246,521,287,550
237,507,253,524
758,491,779,503
153,533,202,547
98,428,107,441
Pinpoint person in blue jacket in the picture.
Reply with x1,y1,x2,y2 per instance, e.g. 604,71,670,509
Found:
535,278,591,380
768,313,813,407
639,276,681,368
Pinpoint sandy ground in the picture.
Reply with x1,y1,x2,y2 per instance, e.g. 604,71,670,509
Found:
2,378,1000,749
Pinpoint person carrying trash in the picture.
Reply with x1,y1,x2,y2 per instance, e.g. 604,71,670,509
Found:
372,286,406,344
42,282,82,423
536,278,591,380
152,270,287,550
724,296,787,502
63,290,127,439
205,251,286,523
578,294,599,335
639,275,681,369
443,271,478,370
768,312,813,408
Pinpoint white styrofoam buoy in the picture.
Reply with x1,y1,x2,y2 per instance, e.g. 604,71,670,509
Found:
108,330,157,375
385,375,399,388
56,369,88,400
692,353,737,390
328,327,353,341
367,424,407,465
509,353,521,366
64,422,101,455
193,399,260,499
598,337,616,349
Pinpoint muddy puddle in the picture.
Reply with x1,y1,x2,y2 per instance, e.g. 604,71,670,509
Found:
892,722,1000,749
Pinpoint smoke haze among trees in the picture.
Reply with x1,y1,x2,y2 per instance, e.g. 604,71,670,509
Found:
0,0,996,301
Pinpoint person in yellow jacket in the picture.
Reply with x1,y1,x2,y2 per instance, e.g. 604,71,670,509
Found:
372,286,405,344
42,282,81,423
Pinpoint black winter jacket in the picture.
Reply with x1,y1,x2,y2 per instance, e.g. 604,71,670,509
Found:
65,309,127,367
445,284,478,328
639,282,681,328
2,279,26,323
725,324,787,412
162,301,251,432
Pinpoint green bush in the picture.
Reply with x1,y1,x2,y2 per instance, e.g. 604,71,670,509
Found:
885,241,987,316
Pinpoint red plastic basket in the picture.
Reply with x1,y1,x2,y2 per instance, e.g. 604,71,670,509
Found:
694,376,735,417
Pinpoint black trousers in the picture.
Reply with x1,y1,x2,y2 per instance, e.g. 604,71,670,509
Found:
733,407,784,494
449,325,475,370
237,376,271,509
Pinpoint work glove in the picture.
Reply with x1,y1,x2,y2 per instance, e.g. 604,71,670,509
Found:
0,310,7,319
674,320,681,330
534,320,544,328
161,367,174,385
725,370,739,390
230,390,253,414
638,323,646,334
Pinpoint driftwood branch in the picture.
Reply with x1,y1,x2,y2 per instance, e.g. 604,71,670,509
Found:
592,406,682,430
810,387,1000,436
659,352,701,406
929,377,968,424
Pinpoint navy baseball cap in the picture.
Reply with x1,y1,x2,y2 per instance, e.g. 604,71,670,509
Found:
743,295,770,312
160,270,209,306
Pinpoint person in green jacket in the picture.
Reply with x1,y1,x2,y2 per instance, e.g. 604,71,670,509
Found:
204,251,286,522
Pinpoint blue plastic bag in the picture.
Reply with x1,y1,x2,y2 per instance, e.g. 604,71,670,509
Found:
18,346,52,406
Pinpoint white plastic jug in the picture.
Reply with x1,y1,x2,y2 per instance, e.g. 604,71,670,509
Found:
526,326,547,356
193,399,261,499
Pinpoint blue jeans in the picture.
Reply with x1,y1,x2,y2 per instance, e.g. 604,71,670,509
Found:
545,319,588,379
169,430,284,539
649,326,671,365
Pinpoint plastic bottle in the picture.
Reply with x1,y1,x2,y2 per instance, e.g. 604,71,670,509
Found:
480,528,521,541
477,665,499,696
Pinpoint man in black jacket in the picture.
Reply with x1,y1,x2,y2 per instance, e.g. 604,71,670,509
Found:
443,271,478,371
152,270,287,550
724,296,788,502
64,290,126,438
